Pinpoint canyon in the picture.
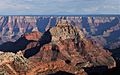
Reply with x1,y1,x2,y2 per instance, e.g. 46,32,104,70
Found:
0,16,120,49
0,19,118,75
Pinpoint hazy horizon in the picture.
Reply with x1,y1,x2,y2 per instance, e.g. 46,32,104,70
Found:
0,0,119,15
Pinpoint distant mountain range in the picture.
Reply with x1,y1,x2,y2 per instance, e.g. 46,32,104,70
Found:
0,15,120,49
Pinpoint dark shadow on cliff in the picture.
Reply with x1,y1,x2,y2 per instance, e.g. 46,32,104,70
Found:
106,47,120,60
24,29,52,58
48,71,75,75
84,66,108,75
0,35,33,53
51,44,59,61
0,28,52,58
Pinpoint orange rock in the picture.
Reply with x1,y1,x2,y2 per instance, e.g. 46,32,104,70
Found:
24,31,42,41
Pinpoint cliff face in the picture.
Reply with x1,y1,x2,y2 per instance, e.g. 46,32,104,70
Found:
0,19,116,75
0,16,120,49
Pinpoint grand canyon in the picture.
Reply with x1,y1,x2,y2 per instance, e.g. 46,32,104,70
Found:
0,16,120,75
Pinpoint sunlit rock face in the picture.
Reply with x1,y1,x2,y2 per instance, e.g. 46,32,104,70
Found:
50,19,79,42
24,31,42,41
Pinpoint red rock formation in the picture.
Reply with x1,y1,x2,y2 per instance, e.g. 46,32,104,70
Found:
81,39,116,68
24,31,42,41
23,20,116,75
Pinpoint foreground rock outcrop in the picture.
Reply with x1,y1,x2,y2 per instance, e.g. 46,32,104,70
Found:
0,19,116,75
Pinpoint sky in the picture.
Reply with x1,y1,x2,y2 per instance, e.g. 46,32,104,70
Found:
0,0,119,15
